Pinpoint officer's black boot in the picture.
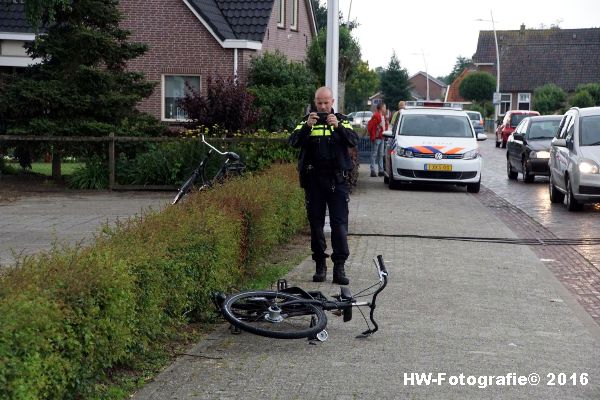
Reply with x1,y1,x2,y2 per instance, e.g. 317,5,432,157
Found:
332,261,349,285
312,259,327,282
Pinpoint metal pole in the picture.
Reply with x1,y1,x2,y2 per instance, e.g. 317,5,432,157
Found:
422,49,429,100
491,10,500,122
325,0,339,110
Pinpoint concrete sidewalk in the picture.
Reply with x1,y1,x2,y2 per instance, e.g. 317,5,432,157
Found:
133,168,600,400
0,191,170,266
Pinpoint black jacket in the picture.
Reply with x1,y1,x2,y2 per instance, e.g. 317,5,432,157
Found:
289,112,358,172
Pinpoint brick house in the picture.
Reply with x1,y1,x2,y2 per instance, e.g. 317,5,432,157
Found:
408,71,447,101
470,25,600,116
0,0,317,122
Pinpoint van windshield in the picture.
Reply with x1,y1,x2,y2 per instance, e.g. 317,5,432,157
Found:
399,114,473,138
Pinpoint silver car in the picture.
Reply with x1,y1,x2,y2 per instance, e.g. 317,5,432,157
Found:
349,110,373,129
549,106,600,211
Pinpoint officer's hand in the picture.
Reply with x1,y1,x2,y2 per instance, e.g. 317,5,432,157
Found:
327,113,339,128
307,112,319,127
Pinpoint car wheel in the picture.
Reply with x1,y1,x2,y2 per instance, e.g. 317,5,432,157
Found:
522,160,534,183
566,178,583,211
548,174,564,204
467,178,481,193
507,158,518,180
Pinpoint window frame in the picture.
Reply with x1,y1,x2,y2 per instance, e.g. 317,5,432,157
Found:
517,92,531,110
290,0,298,31
499,93,512,116
161,74,201,122
277,0,285,28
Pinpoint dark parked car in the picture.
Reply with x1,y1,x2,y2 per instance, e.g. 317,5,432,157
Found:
496,110,540,148
506,115,562,182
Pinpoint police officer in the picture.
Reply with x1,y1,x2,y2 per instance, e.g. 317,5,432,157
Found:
289,86,358,285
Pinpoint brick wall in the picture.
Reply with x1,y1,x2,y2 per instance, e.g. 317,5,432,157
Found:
409,73,445,101
118,0,314,121
260,0,314,62
119,0,238,120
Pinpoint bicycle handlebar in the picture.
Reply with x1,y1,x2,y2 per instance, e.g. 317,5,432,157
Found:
201,134,228,156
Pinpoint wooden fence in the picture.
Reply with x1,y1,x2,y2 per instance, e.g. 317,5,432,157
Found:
0,134,286,190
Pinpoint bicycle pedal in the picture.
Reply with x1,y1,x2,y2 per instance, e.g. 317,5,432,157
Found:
276,279,288,291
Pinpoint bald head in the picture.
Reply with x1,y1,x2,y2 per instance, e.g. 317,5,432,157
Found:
314,86,334,112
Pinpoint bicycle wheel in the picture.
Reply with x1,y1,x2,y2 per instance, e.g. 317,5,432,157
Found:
221,291,327,339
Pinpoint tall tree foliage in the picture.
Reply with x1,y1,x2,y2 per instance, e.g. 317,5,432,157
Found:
345,60,379,112
305,25,361,112
380,53,411,109
443,56,472,84
0,0,161,180
532,84,566,115
247,51,315,131
459,71,496,103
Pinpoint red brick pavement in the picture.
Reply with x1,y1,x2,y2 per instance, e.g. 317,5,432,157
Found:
478,186,600,325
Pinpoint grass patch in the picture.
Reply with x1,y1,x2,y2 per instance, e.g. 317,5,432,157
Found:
8,162,83,176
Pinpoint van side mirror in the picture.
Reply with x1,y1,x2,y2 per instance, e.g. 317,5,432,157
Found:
513,133,524,142
476,133,487,141
383,130,394,138
551,137,567,147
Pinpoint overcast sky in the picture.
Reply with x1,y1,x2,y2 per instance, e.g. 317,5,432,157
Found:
329,0,600,78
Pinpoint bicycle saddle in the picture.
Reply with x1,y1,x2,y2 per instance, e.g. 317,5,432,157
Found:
225,152,240,160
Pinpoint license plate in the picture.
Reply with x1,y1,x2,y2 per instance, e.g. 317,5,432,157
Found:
425,164,452,171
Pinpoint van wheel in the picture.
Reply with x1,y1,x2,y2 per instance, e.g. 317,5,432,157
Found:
467,179,481,193
548,174,564,204
566,178,583,211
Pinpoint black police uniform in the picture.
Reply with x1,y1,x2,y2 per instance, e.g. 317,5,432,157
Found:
289,110,358,284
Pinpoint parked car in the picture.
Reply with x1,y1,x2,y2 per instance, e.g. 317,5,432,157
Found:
506,115,562,182
549,107,600,211
382,107,487,193
495,110,540,148
349,110,373,129
466,110,484,135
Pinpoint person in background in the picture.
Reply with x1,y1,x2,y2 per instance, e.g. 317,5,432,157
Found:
368,103,388,177
390,100,406,127
289,86,359,285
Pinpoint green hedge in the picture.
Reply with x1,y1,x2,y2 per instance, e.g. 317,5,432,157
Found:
0,163,306,399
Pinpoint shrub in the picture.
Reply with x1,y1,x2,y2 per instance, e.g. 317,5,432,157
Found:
532,84,567,115
0,163,306,399
570,90,595,108
459,72,496,103
575,83,600,106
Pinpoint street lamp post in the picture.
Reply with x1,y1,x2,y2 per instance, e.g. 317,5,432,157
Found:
410,50,429,100
476,12,500,123
325,0,339,110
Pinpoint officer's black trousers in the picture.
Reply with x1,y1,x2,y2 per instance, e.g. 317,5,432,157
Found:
304,173,350,263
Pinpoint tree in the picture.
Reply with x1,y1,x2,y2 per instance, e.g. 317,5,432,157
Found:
443,56,472,84
247,51,315,131
310,0,327,30
380,53,411,109
459,71,496,103
1,0,161,181
532,84,566,115
575,83,600,106
178,76,259,133
570,90,595,108
345,60,380,112
306,25,361,112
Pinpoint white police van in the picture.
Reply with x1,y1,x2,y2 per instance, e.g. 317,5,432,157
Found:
383,105,487,193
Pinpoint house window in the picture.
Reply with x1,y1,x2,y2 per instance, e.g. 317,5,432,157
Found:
500,93,511,115
277,0,285,28
290,0,298,30
163,75,200,121
518,92,531,110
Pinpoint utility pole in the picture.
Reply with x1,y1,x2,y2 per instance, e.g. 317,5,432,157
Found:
325,0,339,110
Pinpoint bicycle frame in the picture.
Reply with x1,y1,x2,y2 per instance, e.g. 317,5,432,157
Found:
215,255,388,340
172,135,243,205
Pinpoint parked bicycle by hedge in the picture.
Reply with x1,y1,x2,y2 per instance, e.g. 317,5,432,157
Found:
172,134,245,205
213,255,388,341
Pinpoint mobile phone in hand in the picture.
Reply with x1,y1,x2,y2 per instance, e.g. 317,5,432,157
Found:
316,112,329,125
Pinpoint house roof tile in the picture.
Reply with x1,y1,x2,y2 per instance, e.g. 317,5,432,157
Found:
472,27,600,92
0,2,34,33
